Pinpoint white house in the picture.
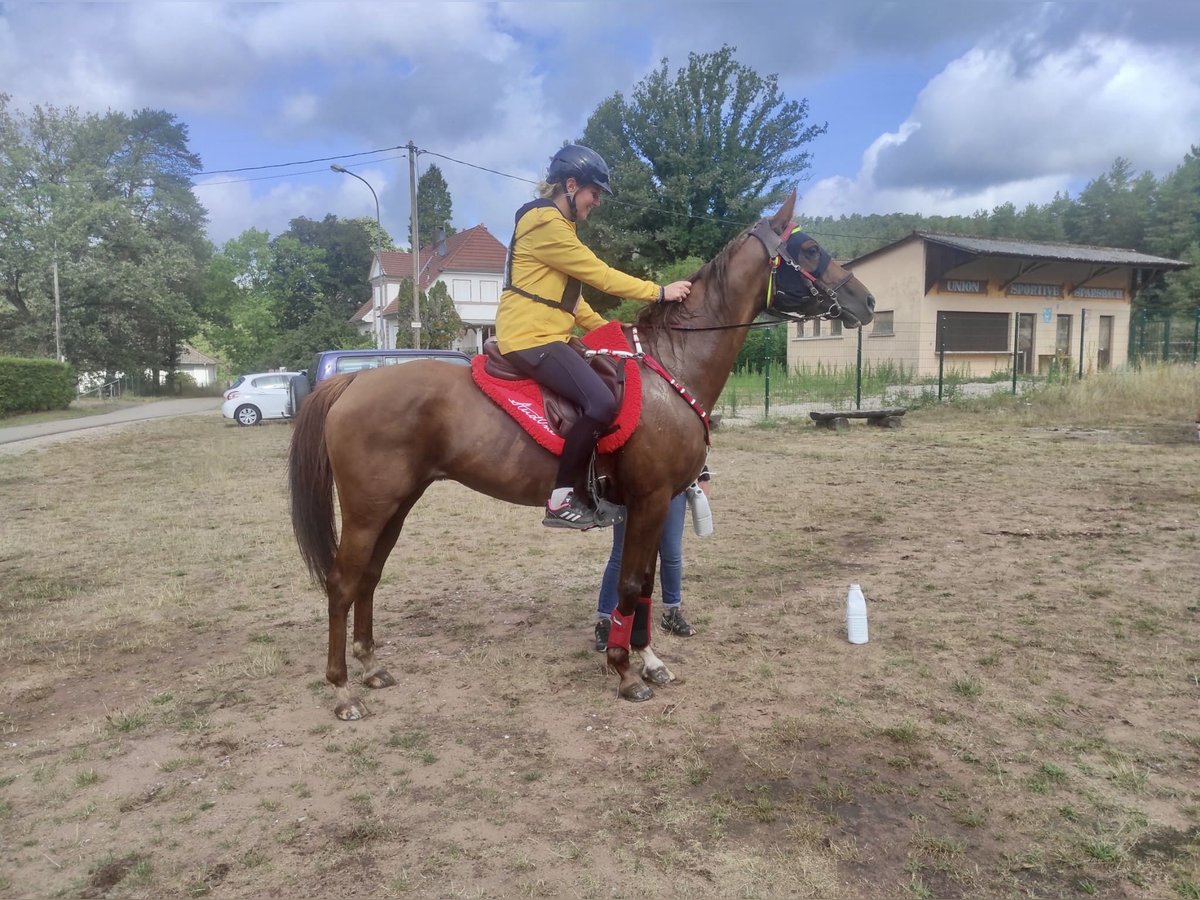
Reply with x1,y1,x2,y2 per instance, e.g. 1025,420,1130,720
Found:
175,343,220,387
353,224,507,353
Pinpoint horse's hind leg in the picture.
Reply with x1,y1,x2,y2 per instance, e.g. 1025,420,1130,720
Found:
352,506,413,691
326,492,423,720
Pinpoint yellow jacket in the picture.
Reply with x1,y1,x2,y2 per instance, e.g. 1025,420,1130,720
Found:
496,200,660,354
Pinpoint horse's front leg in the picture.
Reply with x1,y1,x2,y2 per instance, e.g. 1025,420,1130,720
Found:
630,554,676,688
606,595,654,701
605,497,670,701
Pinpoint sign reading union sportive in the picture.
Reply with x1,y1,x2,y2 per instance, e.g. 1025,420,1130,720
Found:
942,279,986,293
1008,282,1062,298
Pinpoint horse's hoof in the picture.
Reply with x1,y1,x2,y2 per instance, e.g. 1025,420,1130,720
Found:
620,682,654,702
364,670,396,689
335,700,368,720
643,666,673,686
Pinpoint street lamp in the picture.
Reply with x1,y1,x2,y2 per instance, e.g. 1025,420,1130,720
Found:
331,164,385,348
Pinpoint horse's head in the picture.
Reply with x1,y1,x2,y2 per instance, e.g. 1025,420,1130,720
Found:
753,194,875,328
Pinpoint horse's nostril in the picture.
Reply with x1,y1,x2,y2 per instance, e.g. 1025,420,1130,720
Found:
867,294,876,310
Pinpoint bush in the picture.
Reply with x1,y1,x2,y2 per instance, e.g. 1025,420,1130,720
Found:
0,357,76,415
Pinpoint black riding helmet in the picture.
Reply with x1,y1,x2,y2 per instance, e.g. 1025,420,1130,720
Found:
548,144,614,196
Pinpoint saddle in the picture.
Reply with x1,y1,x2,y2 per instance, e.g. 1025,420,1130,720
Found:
481,337,626,437
469,322,644,457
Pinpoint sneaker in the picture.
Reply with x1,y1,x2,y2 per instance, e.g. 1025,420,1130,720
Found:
661,607,696,637
542,492,598,530
594,618,610,652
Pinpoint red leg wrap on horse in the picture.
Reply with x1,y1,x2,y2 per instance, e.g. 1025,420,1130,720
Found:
632,597,652,648
608,608,635,652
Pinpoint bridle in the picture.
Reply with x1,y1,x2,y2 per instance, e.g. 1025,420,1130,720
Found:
749,218,851,324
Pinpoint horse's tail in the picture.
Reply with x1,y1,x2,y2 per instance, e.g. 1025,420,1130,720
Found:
288,374,356,590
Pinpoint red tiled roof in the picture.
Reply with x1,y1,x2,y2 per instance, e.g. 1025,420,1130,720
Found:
377,224,506,317
378,224,506,290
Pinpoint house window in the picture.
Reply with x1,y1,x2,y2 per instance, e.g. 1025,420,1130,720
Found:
937,311,1010,352
452,279,472,301
830,319,842,336
479,280,499,302
871,311,894,336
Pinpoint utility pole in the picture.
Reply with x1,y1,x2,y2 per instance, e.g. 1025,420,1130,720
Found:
53,254,63,362
408,140,422,349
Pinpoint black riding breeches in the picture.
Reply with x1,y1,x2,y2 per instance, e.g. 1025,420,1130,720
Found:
504,341,617,489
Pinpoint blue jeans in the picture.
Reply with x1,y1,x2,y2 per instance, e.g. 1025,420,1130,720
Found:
597,493,686,616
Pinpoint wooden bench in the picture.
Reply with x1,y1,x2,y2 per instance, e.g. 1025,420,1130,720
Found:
809,408,907,430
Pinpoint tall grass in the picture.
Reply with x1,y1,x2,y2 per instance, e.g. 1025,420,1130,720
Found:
715,362,1200,423
967,363,1200,425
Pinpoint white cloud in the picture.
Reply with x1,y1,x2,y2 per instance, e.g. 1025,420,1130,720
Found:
4,1,1200,244
800,34,1200,218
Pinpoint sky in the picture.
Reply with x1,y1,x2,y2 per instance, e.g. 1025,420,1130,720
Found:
3,0,1199,251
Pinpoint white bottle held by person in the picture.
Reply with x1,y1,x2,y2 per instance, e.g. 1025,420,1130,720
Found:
846,583,868,644
685,482,713,536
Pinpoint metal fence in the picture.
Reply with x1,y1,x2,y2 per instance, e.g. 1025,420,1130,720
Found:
1129,310,1200,366
713,308,1199,424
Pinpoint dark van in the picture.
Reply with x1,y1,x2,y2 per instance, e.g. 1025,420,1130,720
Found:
288,348,472,415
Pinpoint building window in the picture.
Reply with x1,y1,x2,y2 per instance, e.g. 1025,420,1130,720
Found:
452,279,472,301
480,280,499,302
871,311,894,336
937,311,1010,352
796,318,842,338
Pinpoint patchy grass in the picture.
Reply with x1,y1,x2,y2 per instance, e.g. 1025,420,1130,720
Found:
0,366,1198,896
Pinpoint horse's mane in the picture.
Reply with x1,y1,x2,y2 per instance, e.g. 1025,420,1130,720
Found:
633,227,752,332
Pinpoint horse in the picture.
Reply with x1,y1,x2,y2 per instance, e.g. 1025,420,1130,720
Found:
289,191,874,720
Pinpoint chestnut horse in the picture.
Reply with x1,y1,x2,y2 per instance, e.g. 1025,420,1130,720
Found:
289,191,874,720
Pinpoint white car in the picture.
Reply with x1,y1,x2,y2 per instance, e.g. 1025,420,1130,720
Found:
221,371,302,426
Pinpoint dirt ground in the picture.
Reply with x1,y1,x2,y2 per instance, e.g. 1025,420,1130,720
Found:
0,401,1197,898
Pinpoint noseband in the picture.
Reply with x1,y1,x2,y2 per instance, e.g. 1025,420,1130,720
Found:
748,219,848,323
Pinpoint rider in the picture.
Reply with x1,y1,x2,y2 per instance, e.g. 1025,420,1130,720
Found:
497,144,691,529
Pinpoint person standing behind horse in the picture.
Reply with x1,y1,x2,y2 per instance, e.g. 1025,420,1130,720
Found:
594,467,711,649
497,144,691,529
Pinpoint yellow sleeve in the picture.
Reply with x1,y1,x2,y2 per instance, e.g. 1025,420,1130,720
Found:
530,216,660,303
573,298,608,333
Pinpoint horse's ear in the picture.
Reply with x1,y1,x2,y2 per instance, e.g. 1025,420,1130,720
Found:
770,191,797,234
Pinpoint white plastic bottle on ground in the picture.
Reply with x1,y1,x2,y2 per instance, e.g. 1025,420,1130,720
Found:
846,583,868,644
685,482,713,536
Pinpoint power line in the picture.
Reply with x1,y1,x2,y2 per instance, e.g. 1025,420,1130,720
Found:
185,140,897,251
196,145,405,176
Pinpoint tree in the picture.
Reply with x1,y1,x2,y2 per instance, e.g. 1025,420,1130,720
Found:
412,164,456,250
579,45,827,283
0,97,210,389
1145,146,1200,260
1065,157,1157,249
390,279,463,349
278,214,373,319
